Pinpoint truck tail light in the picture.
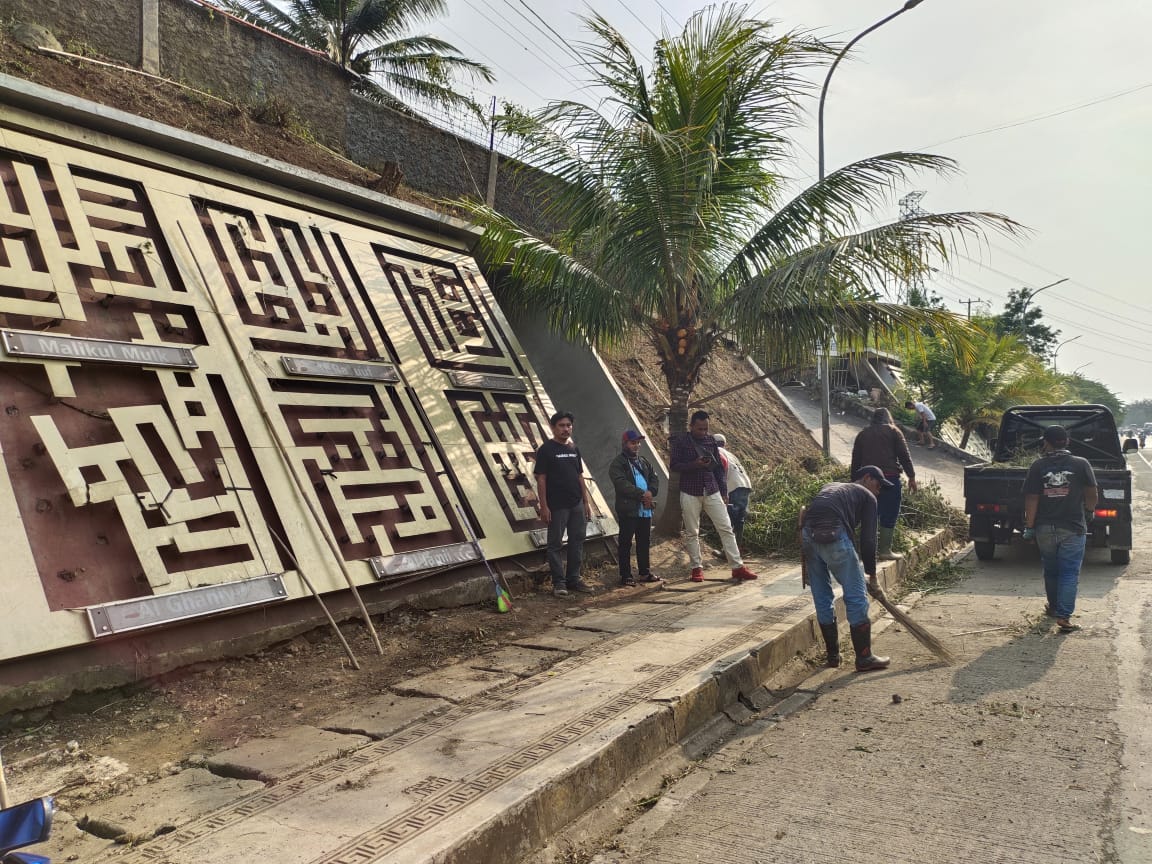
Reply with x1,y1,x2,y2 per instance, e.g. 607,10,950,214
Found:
1094,508,1118,519
976,504,1005,513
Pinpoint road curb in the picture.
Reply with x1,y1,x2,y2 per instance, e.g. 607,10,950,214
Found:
445,528,956,864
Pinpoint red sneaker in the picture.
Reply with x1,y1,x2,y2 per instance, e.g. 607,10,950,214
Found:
689,567,705,582
731,566,758,581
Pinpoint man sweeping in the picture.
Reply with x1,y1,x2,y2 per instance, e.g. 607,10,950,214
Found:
801,467,892,672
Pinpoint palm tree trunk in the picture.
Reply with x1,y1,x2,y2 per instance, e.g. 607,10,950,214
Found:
959,425,971,449
653,381,695,537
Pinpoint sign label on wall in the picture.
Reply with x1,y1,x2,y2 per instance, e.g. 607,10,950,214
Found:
281,355,400,383
1,330,198,368
86,574,288,637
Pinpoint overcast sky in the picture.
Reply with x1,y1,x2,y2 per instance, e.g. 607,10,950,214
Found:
427,0,1152,405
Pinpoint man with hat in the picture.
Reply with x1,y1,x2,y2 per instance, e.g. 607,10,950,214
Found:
800,466,893,672
608,429,661,587
1022,425,1098,633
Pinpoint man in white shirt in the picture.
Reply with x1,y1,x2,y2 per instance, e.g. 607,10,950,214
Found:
904,400,938,449
713,434,753,545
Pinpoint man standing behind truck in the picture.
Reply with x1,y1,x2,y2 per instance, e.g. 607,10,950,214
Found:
1022,425,1098,633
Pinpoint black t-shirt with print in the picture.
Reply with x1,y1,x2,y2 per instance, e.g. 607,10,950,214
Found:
1022,450,1097,533
534,439,584,509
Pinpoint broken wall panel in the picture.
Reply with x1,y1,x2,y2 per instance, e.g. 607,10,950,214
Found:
0,113,614,663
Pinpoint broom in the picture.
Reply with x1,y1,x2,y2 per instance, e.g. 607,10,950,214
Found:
456,504,513,613
866,581,955,664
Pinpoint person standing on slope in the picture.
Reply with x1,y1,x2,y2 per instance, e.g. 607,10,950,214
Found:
851,408,918,561
905,399,937,449
713,433,754,546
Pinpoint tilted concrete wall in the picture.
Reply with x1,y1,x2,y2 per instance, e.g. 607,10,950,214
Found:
0,75,617,709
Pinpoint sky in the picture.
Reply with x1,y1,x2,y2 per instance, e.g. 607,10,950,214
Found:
425,0,1152,406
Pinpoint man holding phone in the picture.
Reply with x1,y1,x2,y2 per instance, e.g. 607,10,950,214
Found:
668,411,758,583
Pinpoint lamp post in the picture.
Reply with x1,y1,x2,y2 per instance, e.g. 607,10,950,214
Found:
1017,277,1068,336
1051,334,1081,370
1071,362,1092,377
816,0,926,457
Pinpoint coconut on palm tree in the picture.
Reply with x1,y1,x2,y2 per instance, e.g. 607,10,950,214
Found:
458,5,1020,531
220,0,493,116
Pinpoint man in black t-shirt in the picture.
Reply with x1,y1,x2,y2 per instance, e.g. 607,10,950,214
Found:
534,411,593,597
1022,425,1098,633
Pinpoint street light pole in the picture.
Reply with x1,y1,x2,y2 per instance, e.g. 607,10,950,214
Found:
1017,277,1068,336
815,0,926,457
1051,334,1081,370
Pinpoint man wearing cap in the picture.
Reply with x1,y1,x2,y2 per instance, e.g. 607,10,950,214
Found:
713,434,753,546
851,408,918,561
609,430,661,587
668,411,758,583
1022,425,1098,633
800,466,893,672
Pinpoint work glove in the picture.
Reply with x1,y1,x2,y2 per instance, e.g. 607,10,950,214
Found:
1021,527,1036,542
867,576,882,599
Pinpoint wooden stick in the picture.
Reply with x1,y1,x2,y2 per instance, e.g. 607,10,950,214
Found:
177,224,384,655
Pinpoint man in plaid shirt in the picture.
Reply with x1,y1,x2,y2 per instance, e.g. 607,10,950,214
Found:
668,411,758,583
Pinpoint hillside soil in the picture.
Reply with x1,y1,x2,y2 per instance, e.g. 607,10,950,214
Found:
0,28,822,808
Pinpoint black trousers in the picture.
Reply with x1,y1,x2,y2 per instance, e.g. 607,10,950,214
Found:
617,514,652,579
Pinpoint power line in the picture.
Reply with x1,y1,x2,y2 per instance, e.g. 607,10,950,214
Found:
985,241,1152,320
462,0,584,90
499,0,587,68
648,0,681,28
611,0,660,42
916,80,1152,151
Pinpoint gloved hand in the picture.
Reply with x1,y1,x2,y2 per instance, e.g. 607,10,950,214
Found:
867,576,882,599
1021,527,1036,542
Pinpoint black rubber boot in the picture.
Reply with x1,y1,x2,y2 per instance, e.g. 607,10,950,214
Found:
850,621,891,672
819,621,841,668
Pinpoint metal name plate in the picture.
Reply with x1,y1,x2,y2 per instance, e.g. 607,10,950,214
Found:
86,574,287,637
369,542,480,580
281,355,400,383
529,518,606,548
1,330,197,368
447,371,528,392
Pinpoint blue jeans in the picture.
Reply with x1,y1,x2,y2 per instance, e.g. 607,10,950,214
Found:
803,527,870,627
1035,525,1086,620
546,506,586,588
727,487,751,537
876,475,902,529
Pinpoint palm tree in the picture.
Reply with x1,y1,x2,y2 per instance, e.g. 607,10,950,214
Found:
904,325,1065,449
458,5,1019,530
220,0,494,116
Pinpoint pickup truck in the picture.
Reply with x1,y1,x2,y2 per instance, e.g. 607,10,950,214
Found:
964,404,1133,564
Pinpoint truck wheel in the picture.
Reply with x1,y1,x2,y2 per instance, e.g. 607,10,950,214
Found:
974,540,996,561
1110,548,1130,565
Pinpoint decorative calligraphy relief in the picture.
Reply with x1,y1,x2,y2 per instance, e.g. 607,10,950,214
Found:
0,120,612,660
192,199,465,562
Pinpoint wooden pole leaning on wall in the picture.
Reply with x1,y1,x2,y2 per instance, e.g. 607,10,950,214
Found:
176,225,385,657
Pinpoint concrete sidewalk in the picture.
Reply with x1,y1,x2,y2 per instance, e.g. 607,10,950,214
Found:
27,535,951,864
